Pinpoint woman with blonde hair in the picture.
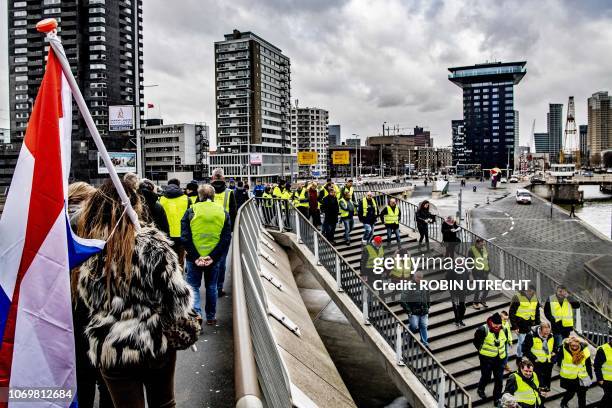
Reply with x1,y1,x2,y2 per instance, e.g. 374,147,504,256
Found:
557,336,593,408
77,179,193,408
67,181,96,220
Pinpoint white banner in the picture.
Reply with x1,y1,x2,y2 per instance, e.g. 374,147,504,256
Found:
109,105,135,131
98,152,136,174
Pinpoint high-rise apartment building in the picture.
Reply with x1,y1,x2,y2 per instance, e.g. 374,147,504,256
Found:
534,132,550,154
142,123,210,184
579,125,588,163
211,30,293,183
5,0,144,188
587,91,612,160
547,103,563,162
451,119,465,165
291,106,329,178
328,124,340,147
448,61,526,170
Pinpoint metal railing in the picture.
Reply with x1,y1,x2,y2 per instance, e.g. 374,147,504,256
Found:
232,199,293,408
354,191,612,347
353,181,413,191
255,197,472,408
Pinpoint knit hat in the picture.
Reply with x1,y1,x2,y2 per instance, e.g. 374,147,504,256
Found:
186,181,198,191
372,236,383,245
490,312,502,325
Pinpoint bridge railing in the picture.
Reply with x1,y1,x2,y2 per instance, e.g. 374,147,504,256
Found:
256,197,472,408
232,198,294,408
356,191,612,347
353,181,413,191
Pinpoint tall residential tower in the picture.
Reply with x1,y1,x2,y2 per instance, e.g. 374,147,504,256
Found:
587,91,612,161
4,0,144,188
448,61,526,171
291,106,329,178
211,30,293,183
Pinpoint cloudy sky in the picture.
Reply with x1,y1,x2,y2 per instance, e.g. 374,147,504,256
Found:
2,0,612,148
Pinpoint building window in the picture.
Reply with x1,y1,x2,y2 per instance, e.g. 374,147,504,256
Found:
43,8,61,14
15,66,27,73
16,84,27,91
15,94,28,100
14,20,27,26
14,1,27,6
89,7,105,13
90,63,106,70
14,11,27,17
89,17,105,23
14,38,27,45
15,75,28,82
90,44,106,51
44,0,61,4
89,26,105,33
14,29,27,36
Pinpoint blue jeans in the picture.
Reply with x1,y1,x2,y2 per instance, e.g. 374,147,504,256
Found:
342,218,354,242
216,246,230,293
409,314,429,346
185,260,220,321
362,223,373,242
386,226,401,245
517,332,527,358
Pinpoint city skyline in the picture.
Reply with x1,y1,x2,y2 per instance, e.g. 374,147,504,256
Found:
1,0,612,149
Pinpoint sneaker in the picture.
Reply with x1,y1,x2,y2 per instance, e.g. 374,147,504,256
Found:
481,301,488,308
459,321,466,327
218,290,227,298
206,319,217,326
477,389,487,400
472,303,481,310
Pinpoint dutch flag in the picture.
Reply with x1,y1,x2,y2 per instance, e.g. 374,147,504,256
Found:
0,46,104,407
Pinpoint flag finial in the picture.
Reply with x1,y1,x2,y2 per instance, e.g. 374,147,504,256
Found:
36,18,58,33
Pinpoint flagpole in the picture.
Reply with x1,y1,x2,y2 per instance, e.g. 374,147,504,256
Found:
37,19,141,230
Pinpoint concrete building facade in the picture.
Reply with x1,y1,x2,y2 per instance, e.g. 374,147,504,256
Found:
547,103,563,162
5,0,144,188
534,132,550,154
211,30,293,183
291,106,329,178
587,91,612,161
452,119,465,165
142,123,209,185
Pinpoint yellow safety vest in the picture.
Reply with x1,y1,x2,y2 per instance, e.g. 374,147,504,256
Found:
214,189,233,212
503,320,513,345
390,258,412,280
272,185,282,198
479,325,507,359
471,246,489,272
362,197,377,217
338,198,350,218
560,346,591,380
190,201,225,257
512,372,541,406
383,206,400,225
342,185,354,199
294,189,308,207
159,195,190,238
599,343,612,382
531,335,555,363
189,195,198,204
280,189,292,200
365,245,384,269
549,296,574,328
515,293,538,321
262,192,273,208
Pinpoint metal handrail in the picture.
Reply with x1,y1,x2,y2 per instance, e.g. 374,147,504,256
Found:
353,181,413,191
255,197,472,407
359,190,612,346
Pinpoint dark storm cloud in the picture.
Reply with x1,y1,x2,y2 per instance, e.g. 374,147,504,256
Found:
2,0,612,146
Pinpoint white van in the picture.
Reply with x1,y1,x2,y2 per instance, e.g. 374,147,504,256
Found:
515,188,532,204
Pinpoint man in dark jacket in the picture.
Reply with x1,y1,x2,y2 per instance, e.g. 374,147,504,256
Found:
400,271,430,348
320,187,340,244
358,191,378,244
338,190,355,245
211,168,237,297
510,285,541,361
380,198,401,248
474,313,508,404
138,179,169,236
234,180,249,209
181,184,231,325
504,358,545,407
594,336,612,406
523,321,557,392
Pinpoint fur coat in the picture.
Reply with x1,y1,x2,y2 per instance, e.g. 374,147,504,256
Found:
78,226,193,369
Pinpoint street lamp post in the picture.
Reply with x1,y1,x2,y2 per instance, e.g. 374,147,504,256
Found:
137,83,159,178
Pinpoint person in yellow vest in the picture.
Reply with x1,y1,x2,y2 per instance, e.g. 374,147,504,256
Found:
261,186,274,225
338,190,355,245
523,321,558,393
185,180,199,204
501,310,514,373
211,168,237,298
181,184,231,326
272,179,285,199
594,336,612,406
380,198,402,247
504,357,545,407
474,312,508,405
360,235,384,283
544,285,580,347
340,179,355,203
509,284,540,361
318,178,340,201
557,336,593,408
470,238,491,309
399,270,430,349
159,178,191,264
358,191,378,244
293,183,310,219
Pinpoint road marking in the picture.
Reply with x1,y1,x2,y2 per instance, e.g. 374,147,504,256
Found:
502,231,508,236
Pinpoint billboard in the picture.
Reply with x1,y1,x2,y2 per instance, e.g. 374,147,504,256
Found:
109,105,135,131
298,151,318,165
332,150,350,165
249,153,263,165
98,152,137,174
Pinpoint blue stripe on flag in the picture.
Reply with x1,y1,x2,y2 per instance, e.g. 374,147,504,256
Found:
65,216,105,269
0,286,10,346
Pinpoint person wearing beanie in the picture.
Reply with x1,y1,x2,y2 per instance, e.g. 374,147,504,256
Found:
185,180,199,204
474,313,508,405
510,284,540,361
360,235,384,284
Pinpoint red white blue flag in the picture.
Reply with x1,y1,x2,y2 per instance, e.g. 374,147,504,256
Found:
0,47,103,407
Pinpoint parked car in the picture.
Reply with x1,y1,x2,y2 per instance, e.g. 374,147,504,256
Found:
500,177,508,183
516,189,532,204
509,176,519,183
530,175,546,184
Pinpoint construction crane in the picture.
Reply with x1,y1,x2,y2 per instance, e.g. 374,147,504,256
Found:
560,96,579,167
